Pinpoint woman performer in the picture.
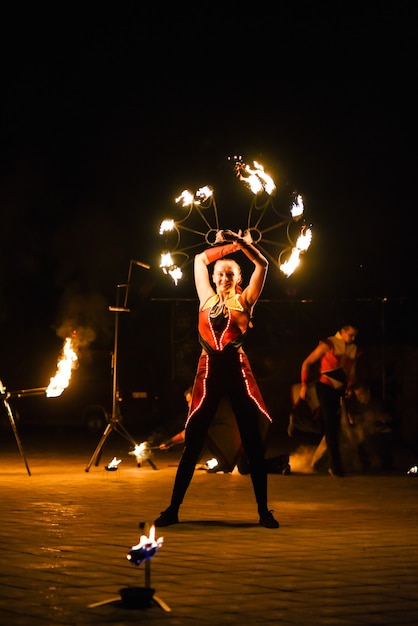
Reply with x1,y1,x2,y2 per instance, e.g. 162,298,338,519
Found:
154,229,279,529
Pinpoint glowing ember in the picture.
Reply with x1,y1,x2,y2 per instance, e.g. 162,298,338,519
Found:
46,336,78,397
127,525,163,566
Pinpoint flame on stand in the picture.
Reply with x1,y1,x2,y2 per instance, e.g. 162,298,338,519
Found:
46,336,79,397
127,525,164,566
205,457,219,470
105,457,122,471
130,441,153,464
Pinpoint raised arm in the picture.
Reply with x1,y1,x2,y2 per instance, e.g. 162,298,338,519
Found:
194,238,240,306
300,342,329,399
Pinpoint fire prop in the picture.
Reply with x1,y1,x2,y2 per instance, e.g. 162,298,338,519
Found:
127,525,164,567
88,523,170,612
205,457,219,471
46,335,79,397
129,441,158,469
105,457,122,471
122,523,170,611
158,156,312,284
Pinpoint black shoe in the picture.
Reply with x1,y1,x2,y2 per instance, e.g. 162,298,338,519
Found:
259,510,279,529
154,508,179,527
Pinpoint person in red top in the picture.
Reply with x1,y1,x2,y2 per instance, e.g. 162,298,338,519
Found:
300,323,360,477
154,229,279,529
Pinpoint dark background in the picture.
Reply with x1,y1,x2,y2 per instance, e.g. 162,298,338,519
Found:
1,5,416,444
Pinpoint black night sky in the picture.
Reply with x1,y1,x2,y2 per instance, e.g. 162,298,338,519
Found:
1,5,416,392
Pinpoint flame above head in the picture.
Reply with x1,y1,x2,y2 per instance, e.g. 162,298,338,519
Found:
127,525,164,566
159,219,175,235
296,226,312,251
195,185,213,203
291,195,304,219
159,253,182,285
46,336,78,398
175,190,194,207
279,248,301,277
237,161,276,196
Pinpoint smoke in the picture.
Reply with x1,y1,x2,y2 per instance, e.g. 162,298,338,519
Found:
54,290,114,351
289,445,317,473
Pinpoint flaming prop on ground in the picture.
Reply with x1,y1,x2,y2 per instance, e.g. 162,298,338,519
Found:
129,441,158,469
46,334,79,397
158,156,312,284
127,525,163,567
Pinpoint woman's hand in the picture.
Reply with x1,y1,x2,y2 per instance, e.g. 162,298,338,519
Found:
215,229,252,244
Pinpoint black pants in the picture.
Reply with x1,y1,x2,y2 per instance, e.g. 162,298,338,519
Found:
316,382,343,472
169,350,268,512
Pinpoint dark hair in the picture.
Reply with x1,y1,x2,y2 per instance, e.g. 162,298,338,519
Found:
340,321,359,332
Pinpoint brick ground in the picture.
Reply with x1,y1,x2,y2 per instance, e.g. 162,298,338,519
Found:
1,427,418,625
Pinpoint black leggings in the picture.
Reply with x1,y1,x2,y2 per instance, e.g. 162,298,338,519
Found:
316,382,343,471
169,351,268,511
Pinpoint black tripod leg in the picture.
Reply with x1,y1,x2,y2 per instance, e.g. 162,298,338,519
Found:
114,422,158,470
85,423,114,472
114,421,139,448
3,398,31,476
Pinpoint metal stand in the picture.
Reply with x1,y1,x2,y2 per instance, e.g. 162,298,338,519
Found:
0,381,43,476
85,260,151,472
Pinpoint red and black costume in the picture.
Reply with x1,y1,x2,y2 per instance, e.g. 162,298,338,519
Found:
315,332,358,475
166,245,272,516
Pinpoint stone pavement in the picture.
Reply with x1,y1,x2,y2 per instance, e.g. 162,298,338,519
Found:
1,427,418,625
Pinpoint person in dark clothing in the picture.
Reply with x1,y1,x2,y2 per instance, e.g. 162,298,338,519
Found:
300,322,360,477
154,229,279,528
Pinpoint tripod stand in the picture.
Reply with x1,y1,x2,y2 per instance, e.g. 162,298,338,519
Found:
0,380,41,476
85,260,154,472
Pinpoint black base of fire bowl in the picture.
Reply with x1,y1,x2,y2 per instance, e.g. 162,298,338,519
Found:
119,586,155,609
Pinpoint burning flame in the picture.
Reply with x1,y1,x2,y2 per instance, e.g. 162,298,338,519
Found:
291,194,304,219
236,160,276,195
195,185,213,203
46,336,78,397
160,253,183,285
175,189,194,207
205,457,219,470
106,457,122,470
129,442,152,464
296,225,312,251
279,225,312,277
159,219,175,235
127,525,163,566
